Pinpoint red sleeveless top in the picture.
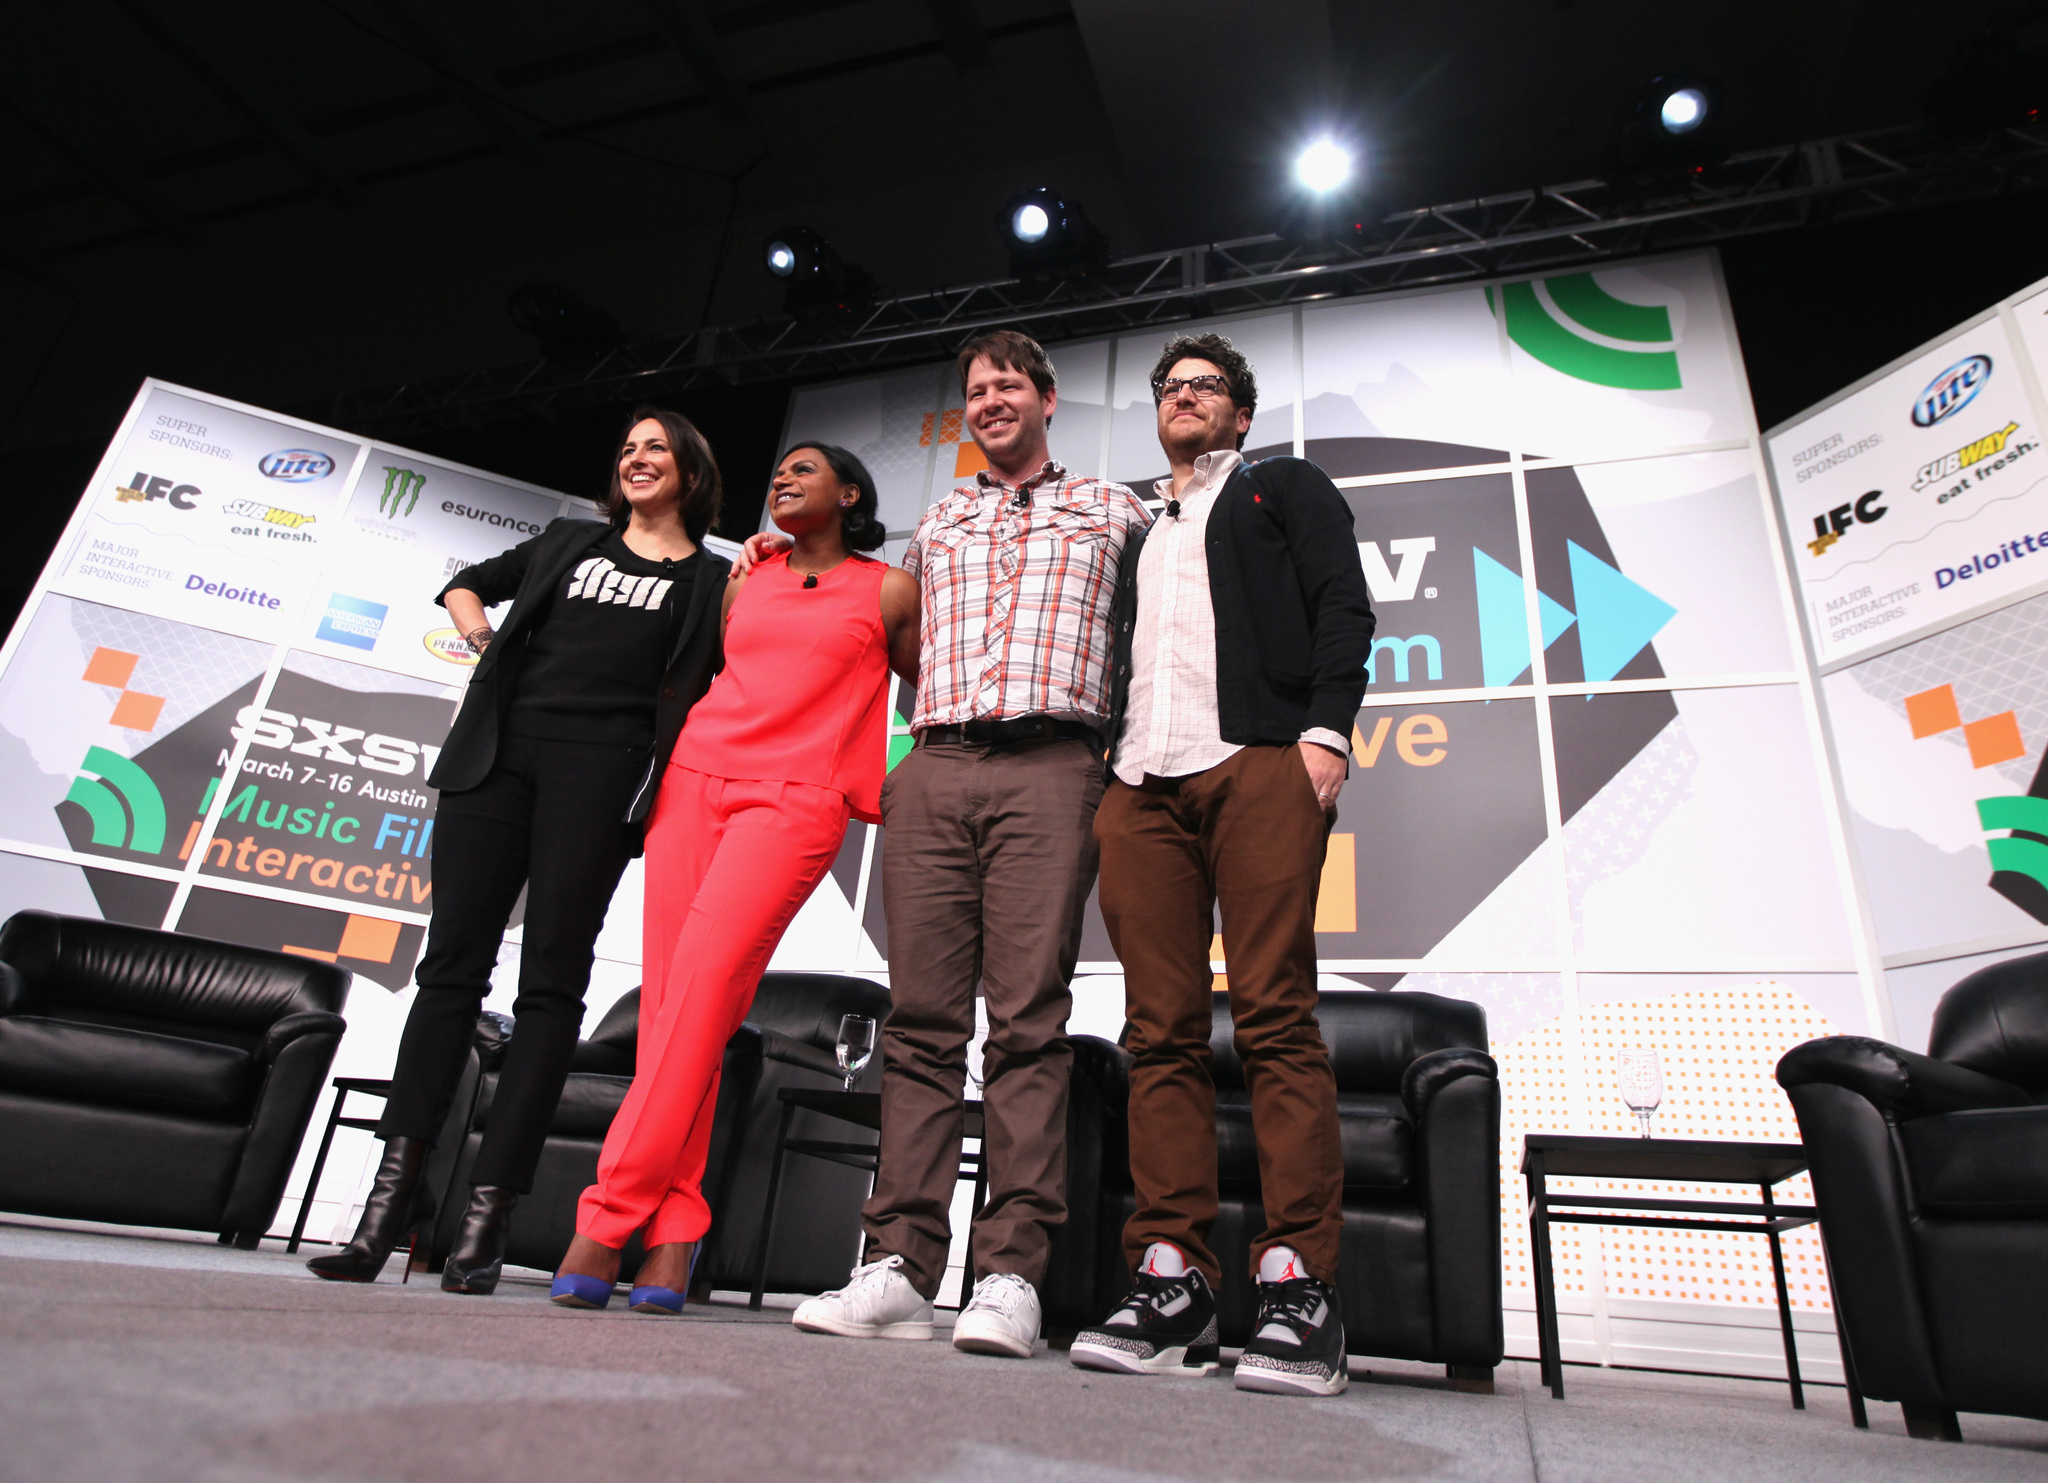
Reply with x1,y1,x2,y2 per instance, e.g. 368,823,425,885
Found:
670,551,891,823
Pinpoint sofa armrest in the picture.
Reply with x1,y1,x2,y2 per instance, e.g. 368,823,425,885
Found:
254,1010,348,1066
1776,1036,2030,1119
1070,1033,1131,1111
1402,1046,1498,1121
221,1014,346,1237
760,1027,842,1080
0,958,23,1016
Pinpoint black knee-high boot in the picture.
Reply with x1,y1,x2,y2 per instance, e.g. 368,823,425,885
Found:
441,1185,520,1294
306,1136,434,1283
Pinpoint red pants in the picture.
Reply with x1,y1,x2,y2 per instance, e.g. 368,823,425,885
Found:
576,766,851,1249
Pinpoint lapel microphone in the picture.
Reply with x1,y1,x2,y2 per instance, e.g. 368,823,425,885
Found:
802,573,818,589
1165,499,1181,519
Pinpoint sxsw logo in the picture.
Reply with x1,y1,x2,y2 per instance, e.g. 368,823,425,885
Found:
115,471,199,510
65,746,166,854
1360,539,1443,683
377,466,426,518
316,593,388,651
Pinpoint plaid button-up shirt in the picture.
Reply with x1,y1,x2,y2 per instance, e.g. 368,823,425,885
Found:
903,459,1150,732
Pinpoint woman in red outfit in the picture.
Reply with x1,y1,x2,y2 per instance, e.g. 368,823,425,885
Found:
551,443,919,1312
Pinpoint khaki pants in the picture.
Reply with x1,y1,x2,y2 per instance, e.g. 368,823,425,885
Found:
1096,743,1345,1286
861,738,1105,1298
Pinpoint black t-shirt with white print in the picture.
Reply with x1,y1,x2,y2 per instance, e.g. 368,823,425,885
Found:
504,532,699,749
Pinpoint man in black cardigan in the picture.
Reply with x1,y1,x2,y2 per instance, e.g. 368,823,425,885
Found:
1069,333,1374,1396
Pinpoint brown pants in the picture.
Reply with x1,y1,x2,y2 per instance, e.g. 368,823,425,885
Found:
861,737,1105,1298
1096,743,1344,1286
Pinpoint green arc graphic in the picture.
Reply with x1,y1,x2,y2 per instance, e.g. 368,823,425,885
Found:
66,745,166,853
1488,275,1682,391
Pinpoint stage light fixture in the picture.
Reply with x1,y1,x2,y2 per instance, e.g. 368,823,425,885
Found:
1658,86,1709,135
1619,73,1727,172
760,225,877,319
506,280,624,364
1293,138,1354,195
996,187,1108,280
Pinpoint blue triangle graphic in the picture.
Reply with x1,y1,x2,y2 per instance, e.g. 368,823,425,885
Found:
1539,589,1577,650
1473,547,1533,688
1567,540,1676,682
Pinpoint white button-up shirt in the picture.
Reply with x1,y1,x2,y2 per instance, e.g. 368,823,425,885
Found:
1114,449,1350,786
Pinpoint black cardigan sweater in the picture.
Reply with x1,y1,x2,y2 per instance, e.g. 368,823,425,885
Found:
1104,456,1375,771
425,517,730,824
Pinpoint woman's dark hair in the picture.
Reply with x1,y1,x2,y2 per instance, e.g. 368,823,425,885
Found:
606,405,722,541
778,442,887,552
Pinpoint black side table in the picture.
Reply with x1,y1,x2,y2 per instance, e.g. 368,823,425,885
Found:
1521,1133,1863,1425
286,1077,393,1254
748,1087,985,1310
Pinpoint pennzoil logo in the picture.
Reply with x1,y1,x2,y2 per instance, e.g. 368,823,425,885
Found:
223,499,317,529
422,628,477,667
1912,422,2022,491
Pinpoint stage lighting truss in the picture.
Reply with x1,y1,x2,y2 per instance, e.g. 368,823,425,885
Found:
998,187,1109,279
1622,73,1727,171
338,118,2048,434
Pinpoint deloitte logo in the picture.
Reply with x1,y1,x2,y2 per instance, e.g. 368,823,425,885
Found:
65,746,165,853
378,466,426,518
1487,273,1682,391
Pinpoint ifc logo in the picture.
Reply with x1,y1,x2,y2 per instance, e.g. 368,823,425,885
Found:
259,449,336,482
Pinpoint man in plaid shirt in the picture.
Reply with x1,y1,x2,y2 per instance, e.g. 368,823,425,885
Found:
791,330,1149,1357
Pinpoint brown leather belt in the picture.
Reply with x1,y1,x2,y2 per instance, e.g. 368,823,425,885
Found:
917,716,1102,750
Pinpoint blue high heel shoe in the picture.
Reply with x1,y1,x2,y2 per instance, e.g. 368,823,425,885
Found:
550,1272,614,1309
627,1242,698,1316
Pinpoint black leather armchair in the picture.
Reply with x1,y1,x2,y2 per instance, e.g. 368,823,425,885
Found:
425,971,890,1291
0,910,350,1247
1776,952,2048,1440
1044,990,1504,1382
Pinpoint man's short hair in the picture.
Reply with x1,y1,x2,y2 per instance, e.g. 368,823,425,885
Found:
1151,332,1258,449
956,329,1057,399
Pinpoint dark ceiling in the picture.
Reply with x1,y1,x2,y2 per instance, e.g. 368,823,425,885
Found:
4,0,2046,596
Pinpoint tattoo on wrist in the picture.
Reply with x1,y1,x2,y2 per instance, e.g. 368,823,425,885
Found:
464,626,494,653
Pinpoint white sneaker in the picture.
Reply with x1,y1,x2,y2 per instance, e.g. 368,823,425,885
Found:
951,1272,1041,1358
792,1254,934,1340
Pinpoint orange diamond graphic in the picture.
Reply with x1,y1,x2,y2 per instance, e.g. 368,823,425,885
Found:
1904,684,1962,738
82,647,138,688
107,691,165,731
1964,711,2025,769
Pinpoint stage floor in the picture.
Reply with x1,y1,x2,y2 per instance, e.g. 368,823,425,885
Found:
2,1217,2044,1483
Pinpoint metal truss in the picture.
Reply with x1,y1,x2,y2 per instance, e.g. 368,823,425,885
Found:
333,121,2048,437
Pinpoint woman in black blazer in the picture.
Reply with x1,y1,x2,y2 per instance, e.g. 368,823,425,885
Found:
309,405,732,1294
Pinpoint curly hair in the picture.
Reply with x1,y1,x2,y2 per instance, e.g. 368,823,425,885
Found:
1150,332,1258,449
777,442,888,553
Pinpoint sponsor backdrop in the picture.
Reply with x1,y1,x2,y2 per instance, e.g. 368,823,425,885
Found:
1765,271,2048,1041
776,250,1872,1380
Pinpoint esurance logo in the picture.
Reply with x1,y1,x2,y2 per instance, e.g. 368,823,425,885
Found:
259,448,335,482
1913,355,1992,428
316,593,388,651
377,465,426,518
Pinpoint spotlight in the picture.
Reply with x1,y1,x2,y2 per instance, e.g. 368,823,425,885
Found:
1618,73,1727,172
506,281,624,364
760,225,876,319
1293,138,1354,195
996,187,1108,280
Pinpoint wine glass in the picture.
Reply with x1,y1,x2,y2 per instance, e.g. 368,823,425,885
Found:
836,1014,876,1092
1616,1048,1664,1138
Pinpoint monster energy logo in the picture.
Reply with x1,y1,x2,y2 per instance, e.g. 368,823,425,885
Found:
378,466,426,519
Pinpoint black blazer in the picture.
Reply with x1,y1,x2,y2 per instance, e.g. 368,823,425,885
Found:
1104,457,1374,772
425,517,730,823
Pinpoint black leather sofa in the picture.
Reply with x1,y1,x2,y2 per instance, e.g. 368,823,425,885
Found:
424,971,890,1291
1044,989,1504,1382
1776,952,2048,1440
0,910,350,1246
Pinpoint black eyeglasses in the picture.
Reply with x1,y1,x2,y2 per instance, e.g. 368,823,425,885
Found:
1152,374,1232,404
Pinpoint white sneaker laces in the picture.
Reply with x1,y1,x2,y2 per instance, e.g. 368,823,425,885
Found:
835,1254,906,1297
967,1272,1033,1315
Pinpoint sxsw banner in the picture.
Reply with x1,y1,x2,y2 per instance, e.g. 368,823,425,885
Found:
0,380,592,990
1768,273,2048,1018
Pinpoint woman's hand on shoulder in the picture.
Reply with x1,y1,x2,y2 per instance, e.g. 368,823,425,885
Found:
732,530,791,578
880,567,920,684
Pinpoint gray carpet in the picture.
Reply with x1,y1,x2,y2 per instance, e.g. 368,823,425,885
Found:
2,1219,2044,1483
